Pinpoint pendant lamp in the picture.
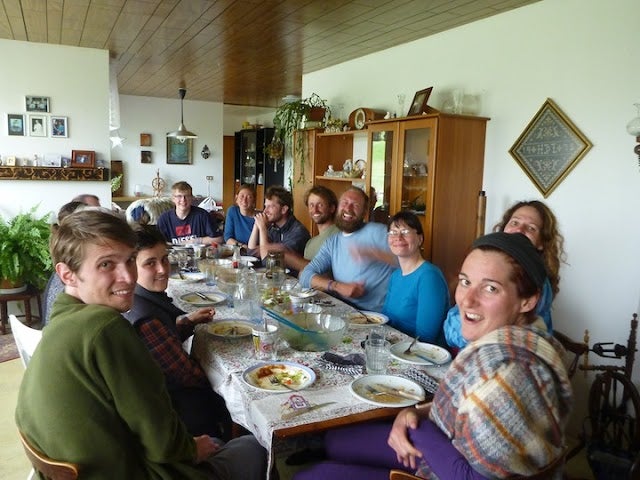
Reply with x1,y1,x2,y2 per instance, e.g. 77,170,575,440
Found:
167,87,197,143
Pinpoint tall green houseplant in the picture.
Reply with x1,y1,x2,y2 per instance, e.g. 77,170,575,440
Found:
271,93,331,182
0,206,53,290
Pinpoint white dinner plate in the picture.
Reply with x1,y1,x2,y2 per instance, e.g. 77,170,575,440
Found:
350,375,425,407
180,292,226,306
207,320,254,338
390,341,452,366
242,361,316,392
347,311,389,327
241,255,260,263
169,272,205,283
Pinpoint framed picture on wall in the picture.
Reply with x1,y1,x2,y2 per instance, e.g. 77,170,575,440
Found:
7,114,25,136
28,114,47,137
51,116,68,137
25,96,50,113
140,133,152,146
141,150,152,163
166,137,193,164
71,150,96,168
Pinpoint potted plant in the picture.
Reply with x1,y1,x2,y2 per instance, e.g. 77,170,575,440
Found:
270,93,331,182
0,206,53,292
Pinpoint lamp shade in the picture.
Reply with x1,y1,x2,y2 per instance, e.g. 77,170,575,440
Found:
167,88,197,143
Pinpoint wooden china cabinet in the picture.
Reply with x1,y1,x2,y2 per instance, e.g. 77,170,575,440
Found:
367,113,489,287
292,112,489,288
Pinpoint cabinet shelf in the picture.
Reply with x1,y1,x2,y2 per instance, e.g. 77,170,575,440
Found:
315,175,365,182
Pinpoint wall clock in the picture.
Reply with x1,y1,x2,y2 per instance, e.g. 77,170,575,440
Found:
348,108,386,130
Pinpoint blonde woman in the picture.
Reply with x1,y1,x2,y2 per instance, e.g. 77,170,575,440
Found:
223,184,256,248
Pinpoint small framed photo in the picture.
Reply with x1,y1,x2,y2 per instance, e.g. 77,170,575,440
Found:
5,156,17,166
167,137,193,164
28,114,47,137
141,150,152,163
7,114,25,136
51,116,68,138
140,133,152,146
71,150,96,168
25,96,50,113
407,87,433,116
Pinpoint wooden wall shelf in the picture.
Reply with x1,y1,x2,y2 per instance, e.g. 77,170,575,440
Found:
0,166,109,181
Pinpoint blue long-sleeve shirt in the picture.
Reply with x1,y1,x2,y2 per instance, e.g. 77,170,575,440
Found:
299,222,394,312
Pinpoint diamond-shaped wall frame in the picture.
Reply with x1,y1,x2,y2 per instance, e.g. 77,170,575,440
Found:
509,98,592,197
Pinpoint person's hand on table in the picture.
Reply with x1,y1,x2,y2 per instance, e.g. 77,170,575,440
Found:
194,435,222,462
387,407,425,469
177,308,215,326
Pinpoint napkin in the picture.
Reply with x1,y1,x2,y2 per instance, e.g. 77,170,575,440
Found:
317,352,366,375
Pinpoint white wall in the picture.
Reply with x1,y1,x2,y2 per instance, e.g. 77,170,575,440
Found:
304,0,640,429
113,95,224,199
0,39,111,219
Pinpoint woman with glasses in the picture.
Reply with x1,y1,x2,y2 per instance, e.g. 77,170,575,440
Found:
381,211,449,344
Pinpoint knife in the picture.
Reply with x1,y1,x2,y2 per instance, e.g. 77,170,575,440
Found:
373,384,425,402
281,402,336,420
408,351,437,365
194,292,209,300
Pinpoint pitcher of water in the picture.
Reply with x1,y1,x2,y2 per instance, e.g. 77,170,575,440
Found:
265,251,286,291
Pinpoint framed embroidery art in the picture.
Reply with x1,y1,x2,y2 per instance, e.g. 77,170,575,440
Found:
509,98,592,197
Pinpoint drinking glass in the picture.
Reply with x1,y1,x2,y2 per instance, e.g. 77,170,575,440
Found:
365,338,390,375
177,251,188,271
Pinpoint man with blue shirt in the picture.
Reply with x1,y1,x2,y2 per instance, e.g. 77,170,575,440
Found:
299,187,396,312
157,181,223,245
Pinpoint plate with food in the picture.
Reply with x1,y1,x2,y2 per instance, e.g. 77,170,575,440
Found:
390,341,451,366
348,311,389,327
242,361,316,392
350,375,425,407
207,320,254,338
169,272,205,283
180,292,226,306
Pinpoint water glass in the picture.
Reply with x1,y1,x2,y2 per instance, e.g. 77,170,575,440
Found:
252,324,279,360
365,338,390,375
176,251,189,271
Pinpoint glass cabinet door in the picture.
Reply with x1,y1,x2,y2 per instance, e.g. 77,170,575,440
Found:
240,130,258,184
368,124,397,224
396,118,436,251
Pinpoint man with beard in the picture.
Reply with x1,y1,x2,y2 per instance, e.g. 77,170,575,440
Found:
299,187,396,311
286,185,339,272
248,185,310,267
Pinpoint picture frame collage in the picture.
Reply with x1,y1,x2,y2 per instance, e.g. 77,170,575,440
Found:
7,96,69,138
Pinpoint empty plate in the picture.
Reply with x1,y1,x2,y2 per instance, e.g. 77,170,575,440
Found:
242,361,316,392
350,375,425,407
170,272,205,283
180,292,226,306
390,341,451,366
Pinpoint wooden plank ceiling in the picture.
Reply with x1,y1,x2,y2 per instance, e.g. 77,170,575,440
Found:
0,0,539,107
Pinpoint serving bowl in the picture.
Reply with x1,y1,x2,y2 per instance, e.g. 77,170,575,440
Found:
264,307,346,352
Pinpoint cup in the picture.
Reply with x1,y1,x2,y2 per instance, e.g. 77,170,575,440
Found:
252,324,279,361
365,338,390,375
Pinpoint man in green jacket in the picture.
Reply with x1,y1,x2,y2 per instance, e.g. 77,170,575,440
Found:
16,209,266,479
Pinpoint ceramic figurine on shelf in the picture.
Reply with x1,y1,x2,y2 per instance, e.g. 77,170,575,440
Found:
325,165,334,176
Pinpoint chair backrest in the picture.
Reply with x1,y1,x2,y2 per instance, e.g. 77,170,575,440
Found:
553,330,589,379
19,430,79,480
9,314,43,368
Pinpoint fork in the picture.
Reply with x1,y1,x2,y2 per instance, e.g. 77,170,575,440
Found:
269,375,296,391
403,336,420,355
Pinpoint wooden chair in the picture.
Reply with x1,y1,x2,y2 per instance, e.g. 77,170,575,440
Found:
553,330,589,379
19,430,78,480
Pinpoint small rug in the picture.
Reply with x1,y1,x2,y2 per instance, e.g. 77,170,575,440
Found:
0,331,19,363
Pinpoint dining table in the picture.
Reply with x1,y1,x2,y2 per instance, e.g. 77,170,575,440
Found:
167,271,450,477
